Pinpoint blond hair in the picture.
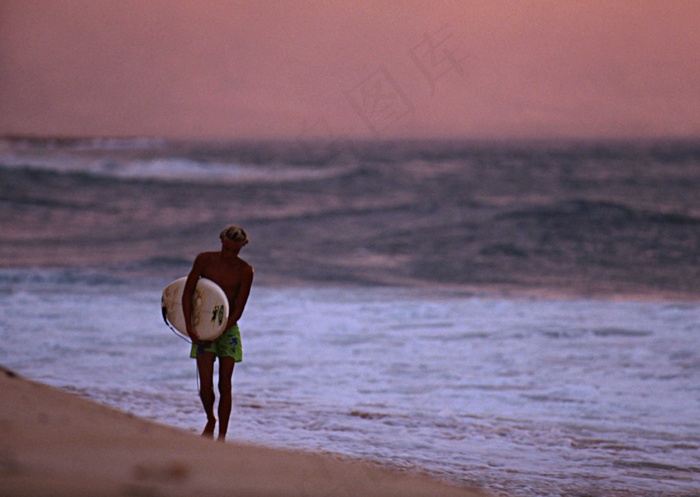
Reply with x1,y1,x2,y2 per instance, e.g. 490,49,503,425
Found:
219,225,249,245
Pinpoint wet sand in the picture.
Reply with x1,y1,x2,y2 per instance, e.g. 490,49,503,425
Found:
0,366,487,497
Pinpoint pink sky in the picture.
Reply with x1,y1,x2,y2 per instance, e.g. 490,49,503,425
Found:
1,0,698,140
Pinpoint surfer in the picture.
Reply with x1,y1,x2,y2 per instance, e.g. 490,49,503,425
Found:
182,225,254,441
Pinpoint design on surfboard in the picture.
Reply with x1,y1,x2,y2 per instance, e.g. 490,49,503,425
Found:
211,304,225,327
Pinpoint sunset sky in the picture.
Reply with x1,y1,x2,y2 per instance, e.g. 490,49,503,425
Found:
1,0,698,140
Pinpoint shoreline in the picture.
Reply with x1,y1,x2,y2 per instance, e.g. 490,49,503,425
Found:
0,366,487,497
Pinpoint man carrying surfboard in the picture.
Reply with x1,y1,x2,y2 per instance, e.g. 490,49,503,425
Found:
182,225,254,441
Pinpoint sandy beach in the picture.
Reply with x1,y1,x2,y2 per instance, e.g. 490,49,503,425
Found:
0,366,486,497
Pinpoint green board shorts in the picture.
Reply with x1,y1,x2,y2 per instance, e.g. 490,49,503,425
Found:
190,324,242,362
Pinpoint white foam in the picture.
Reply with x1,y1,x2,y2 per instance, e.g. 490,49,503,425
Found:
0,148,355,184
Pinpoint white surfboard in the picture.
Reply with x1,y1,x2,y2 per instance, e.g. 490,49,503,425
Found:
161,277,229,341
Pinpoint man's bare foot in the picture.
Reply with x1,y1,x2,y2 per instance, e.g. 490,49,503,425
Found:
217,434,226,443
202,417,216,438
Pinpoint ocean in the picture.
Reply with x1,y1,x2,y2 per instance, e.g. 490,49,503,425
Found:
1,137,699,496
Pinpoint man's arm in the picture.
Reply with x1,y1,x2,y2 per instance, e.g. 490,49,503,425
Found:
227,266,254,329
182,254,205,343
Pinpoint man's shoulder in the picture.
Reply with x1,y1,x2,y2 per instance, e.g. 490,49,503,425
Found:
192,251,219,268
195,251,219,260
231,257,254,278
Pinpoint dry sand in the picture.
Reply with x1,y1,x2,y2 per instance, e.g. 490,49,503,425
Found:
0,366,488,497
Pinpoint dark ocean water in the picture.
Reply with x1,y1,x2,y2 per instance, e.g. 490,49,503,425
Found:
2,137,699,297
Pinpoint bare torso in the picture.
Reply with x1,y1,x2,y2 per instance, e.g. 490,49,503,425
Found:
183,246,254,341
195,251,251,301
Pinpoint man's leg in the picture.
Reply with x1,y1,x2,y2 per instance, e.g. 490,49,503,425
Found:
196,351,217,438
217,356,235,442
